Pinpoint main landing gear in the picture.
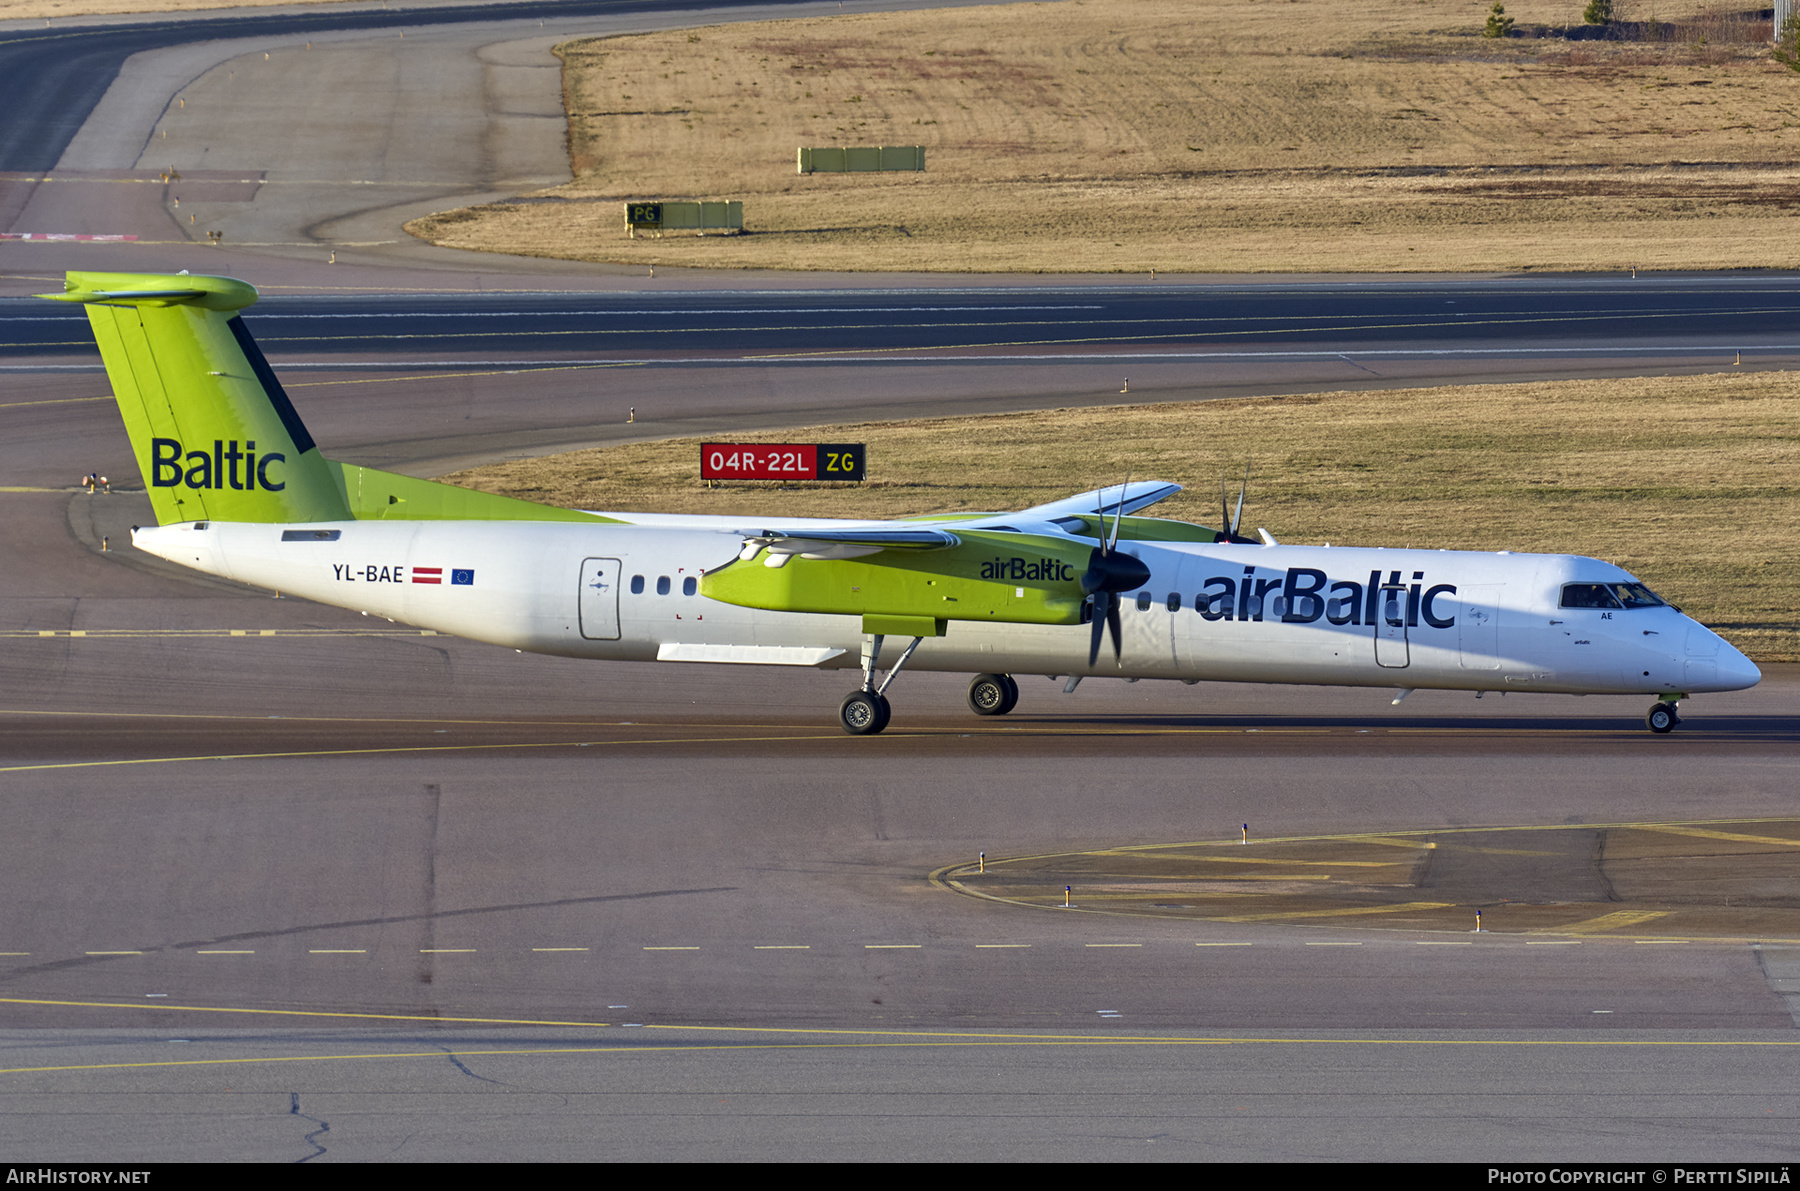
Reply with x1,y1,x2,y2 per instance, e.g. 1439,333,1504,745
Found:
838,633,925,736
967,672,1020,717
836,643,1025,736
1646,700,1682,734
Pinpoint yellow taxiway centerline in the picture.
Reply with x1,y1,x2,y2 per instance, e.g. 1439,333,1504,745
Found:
4,994,1800,1077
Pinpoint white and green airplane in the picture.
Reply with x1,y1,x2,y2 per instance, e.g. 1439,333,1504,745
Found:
47,270,1759,735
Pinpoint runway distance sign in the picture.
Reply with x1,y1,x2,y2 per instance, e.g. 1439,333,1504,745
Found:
701,443,866,482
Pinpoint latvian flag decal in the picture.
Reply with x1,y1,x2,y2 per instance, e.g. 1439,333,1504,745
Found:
413,567,474,586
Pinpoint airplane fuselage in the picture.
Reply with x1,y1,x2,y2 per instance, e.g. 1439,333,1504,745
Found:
134,517,1759,699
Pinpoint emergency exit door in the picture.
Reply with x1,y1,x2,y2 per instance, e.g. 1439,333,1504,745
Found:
1374,582,1410,668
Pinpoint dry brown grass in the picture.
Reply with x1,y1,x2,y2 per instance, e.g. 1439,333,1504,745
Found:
410,0,1800,272
446,370,1800,660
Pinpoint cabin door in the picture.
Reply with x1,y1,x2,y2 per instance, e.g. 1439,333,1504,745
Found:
579,557,622,640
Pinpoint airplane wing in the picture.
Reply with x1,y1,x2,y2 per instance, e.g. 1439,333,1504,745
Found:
730,483,1182,558
992,481,1183,523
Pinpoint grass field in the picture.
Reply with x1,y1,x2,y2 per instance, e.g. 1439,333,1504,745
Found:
408,0,1800,272
445,370,1800,660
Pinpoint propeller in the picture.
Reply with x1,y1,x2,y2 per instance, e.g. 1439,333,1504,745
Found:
1083,479,1151,667
1218,463,1257,544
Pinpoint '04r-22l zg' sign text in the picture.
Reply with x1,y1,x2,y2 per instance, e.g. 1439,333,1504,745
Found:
701,443,865,481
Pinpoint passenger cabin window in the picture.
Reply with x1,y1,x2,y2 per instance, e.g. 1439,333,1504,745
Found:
656,576,671,596
682,576,697,596
630,575,645,595
1166,592,1182,612
1136,591,1153,612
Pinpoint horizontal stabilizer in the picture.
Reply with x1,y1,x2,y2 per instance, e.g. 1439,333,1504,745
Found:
39,272,258,311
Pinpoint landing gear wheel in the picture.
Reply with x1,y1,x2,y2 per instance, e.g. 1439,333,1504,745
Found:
1646,701,1678,734
840,690,892,736
968,672,1020,717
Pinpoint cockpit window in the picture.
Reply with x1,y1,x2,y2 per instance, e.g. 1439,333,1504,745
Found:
1560,584,1621,609
1613,583,1665,608
1561,582,1666,610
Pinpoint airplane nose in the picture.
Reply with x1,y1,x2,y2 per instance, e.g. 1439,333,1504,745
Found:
1677,620,1760,691
1715,641,1762,691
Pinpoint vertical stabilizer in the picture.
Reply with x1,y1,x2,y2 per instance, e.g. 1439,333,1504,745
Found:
42,271,351,524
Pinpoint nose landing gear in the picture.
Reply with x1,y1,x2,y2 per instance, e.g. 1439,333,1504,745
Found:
1646,700,1681,734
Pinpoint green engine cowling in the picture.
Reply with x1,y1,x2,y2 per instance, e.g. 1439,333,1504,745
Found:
700,531,1095,637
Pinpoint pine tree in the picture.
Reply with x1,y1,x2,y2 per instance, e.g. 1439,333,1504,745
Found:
1777,14,1800,73
1583,0,1612,25
1483,2,1515,38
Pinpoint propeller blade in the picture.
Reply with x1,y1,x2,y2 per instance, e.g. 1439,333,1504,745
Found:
1108,473,1130,554
1216,465,1257,545
1088,592,1110,667
1232,463,1249,536
1107,597,1124,665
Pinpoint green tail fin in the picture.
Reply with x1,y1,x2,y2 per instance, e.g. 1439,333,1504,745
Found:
43,270,352,524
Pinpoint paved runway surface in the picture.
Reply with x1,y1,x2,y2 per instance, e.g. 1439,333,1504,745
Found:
12,276,1800,361
2,0,1798,1165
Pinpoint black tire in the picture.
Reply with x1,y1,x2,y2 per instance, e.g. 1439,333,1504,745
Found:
840,691,889,735
968,672,1018,716
1646,702,1677,734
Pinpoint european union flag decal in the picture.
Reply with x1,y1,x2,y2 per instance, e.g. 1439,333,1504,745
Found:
451,569,475,586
